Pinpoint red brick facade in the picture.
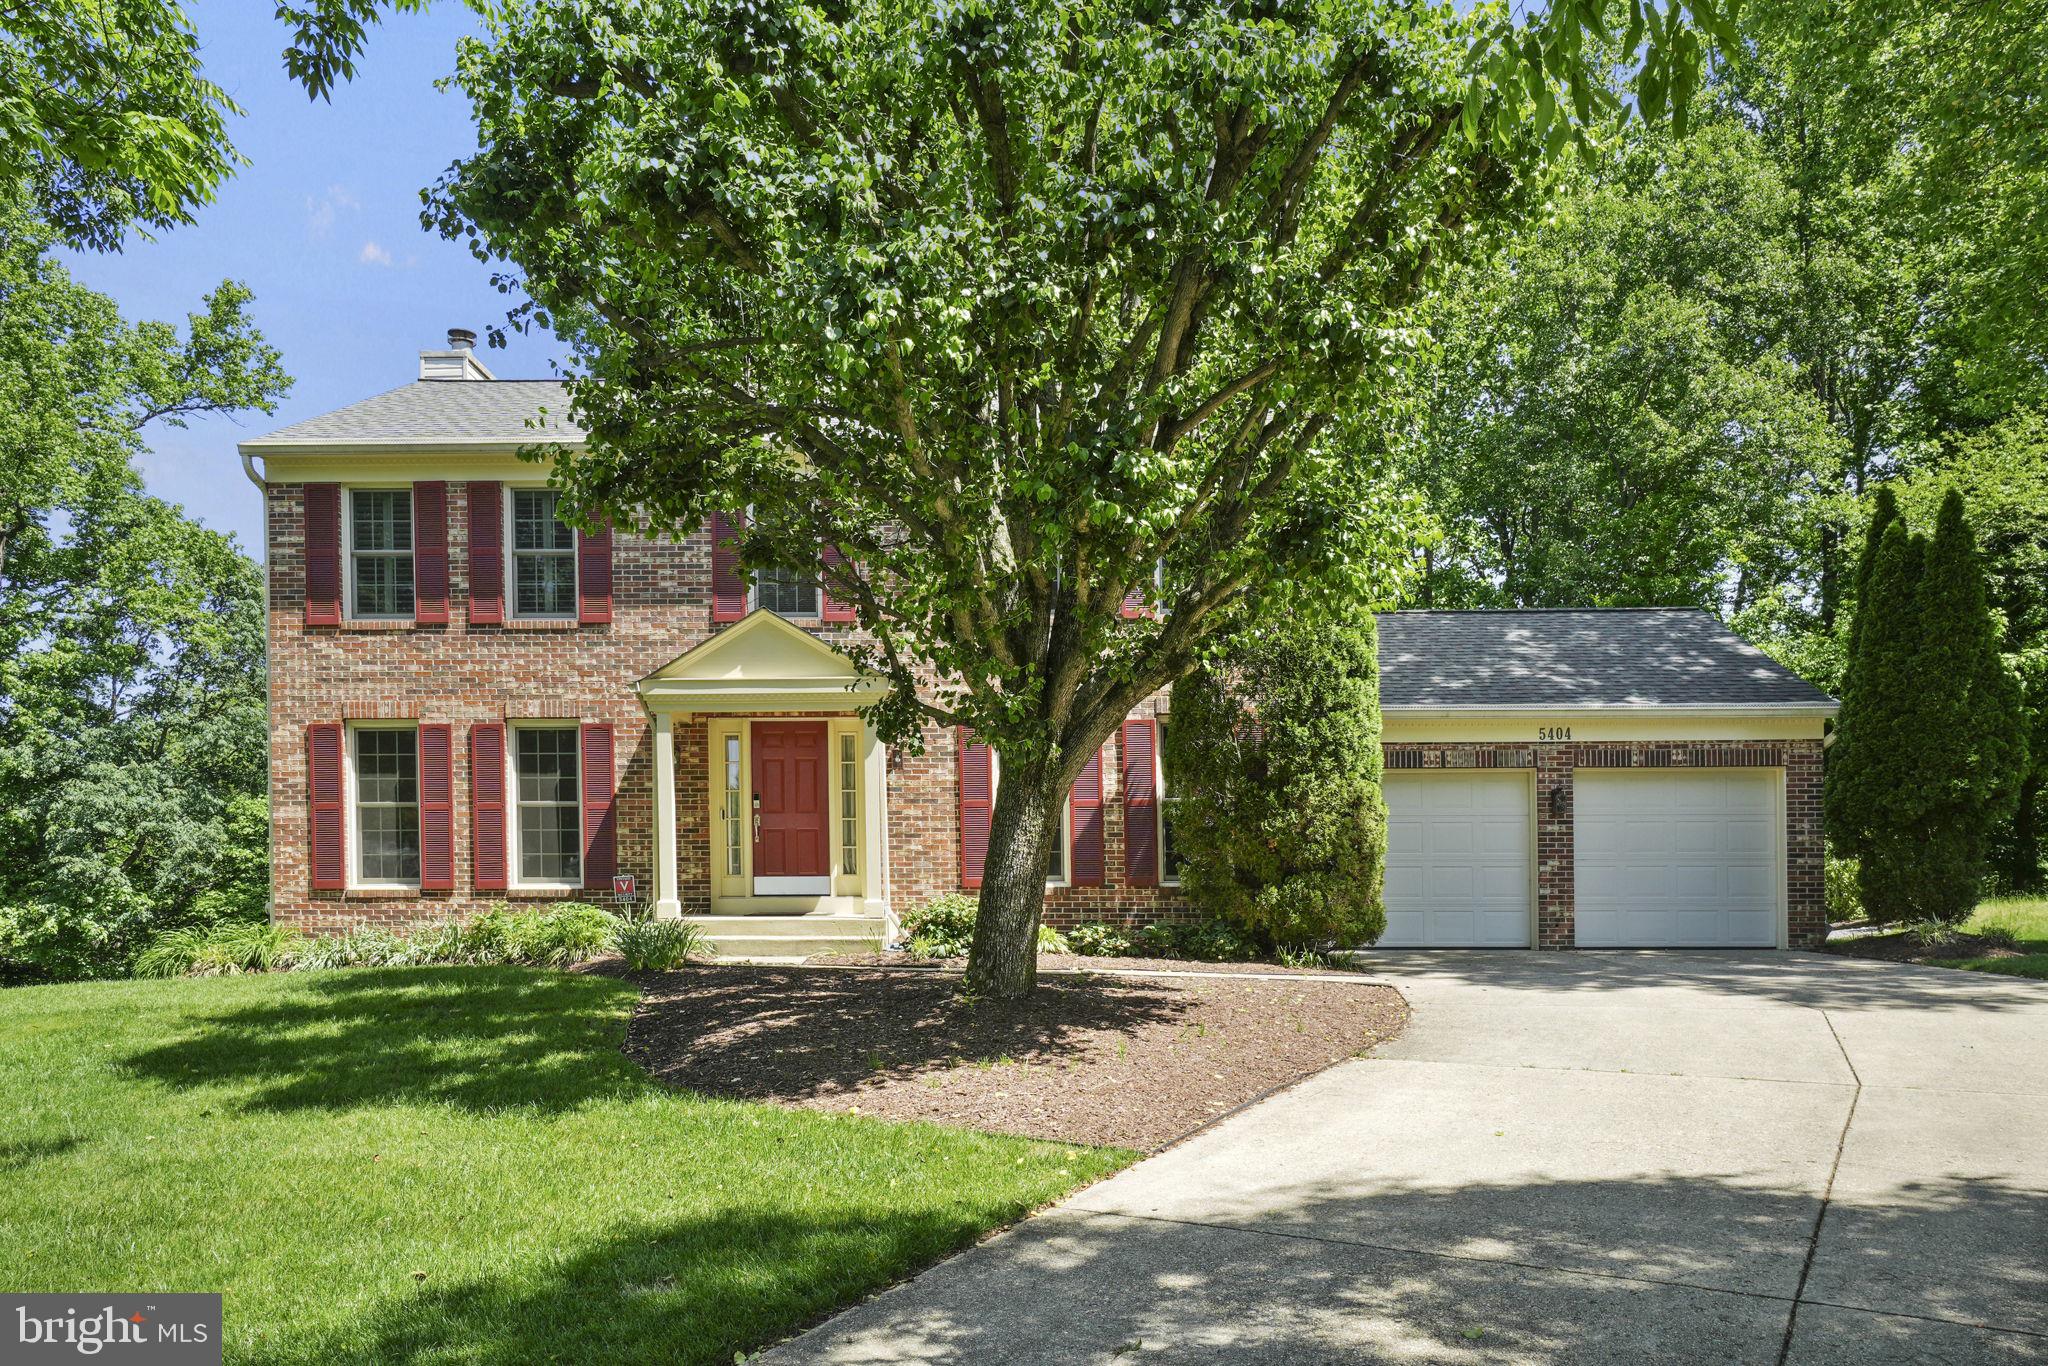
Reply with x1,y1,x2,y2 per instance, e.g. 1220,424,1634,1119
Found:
1382,739,1827,949
266,480,1189,933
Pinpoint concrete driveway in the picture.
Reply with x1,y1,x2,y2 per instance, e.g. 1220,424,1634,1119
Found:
764,953,2048,1364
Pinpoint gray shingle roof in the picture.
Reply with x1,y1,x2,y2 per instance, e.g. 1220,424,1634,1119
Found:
1376,609,1835,710
241,380,583,449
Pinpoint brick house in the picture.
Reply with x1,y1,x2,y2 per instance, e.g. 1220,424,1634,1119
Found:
245,337,1837,955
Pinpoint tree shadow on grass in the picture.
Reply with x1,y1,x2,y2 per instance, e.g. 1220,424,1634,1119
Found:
250,1171,2048,1365
626,964,1199,1101
118,967,647,1116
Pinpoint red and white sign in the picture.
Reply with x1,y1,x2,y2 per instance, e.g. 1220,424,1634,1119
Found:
612,874,636,897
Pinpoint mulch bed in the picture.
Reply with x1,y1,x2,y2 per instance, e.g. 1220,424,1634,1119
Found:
804,950,1372,977
1825,928,2024,965
623,963,1407,1151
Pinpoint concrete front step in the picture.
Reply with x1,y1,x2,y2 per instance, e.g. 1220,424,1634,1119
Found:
682,914,888,962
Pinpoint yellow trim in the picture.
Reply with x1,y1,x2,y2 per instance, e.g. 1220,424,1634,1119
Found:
1382,711,1827,743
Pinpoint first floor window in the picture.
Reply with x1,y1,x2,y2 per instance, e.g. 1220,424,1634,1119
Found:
754,565,819,617
349,488,415,618
354,727,420,882
511,488,576,617
515,727,581,882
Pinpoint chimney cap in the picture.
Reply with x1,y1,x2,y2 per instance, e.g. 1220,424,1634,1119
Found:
447,327,478,350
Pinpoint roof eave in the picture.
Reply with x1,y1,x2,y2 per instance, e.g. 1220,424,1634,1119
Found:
237,437,588,457
1381,702,1839,718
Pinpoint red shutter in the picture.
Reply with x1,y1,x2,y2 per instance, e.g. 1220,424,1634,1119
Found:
1070,746,1105,886
581,722,617,889
304,484,342,626
958,728,993,890
468,481,504,624
1122,719,1159,887
577,522,613,624
414,481,449,624
419,723,455,890
470,723,508,891
820,543,858,623
308,722,345,890
710,510,747,623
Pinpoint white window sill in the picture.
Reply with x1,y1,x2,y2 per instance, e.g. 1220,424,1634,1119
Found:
500,617,582,631
336,618,417,632
502,884,586,898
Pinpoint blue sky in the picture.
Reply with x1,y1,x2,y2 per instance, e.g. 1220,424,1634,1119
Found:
61,2,568,558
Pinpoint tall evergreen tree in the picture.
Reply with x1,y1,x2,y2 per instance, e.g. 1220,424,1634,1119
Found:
1832,522,1925,917
1901,491,2029,917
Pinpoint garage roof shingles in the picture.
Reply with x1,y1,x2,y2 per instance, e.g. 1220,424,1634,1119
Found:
1377,608,1835,710
245,380,582,447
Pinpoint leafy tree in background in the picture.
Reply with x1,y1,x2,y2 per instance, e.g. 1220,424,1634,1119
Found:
0,189,287,981
425,0,1738,998
1163,618,1386,948
1409,117,1844,612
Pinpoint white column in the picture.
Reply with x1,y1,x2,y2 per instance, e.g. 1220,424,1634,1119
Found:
861,714,890,918
652,710,682,919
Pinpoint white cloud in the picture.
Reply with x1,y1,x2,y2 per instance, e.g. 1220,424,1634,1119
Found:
305,184,359,238
358,240,394,267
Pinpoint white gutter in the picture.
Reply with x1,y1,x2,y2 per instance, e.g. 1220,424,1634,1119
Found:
242,451,275,925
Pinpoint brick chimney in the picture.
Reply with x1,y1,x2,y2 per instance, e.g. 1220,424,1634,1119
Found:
419,327,496,381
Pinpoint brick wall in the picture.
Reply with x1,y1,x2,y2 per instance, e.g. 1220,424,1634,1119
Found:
1382,739,1827,949
885,705,1194,930
267,480,1187,932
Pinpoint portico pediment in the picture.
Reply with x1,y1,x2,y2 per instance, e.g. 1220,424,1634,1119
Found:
637,609,888,712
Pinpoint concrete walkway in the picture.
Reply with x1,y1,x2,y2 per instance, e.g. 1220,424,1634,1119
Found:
764,952,2048,1364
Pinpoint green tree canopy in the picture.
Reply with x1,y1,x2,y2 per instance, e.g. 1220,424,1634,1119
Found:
0,188,287,981
426,0,1737,996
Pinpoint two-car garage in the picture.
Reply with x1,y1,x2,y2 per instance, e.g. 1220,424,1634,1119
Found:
1380,767,1783,948
1373,610,1836,952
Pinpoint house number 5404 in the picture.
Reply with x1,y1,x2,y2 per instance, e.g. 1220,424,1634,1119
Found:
1538,725,1573,742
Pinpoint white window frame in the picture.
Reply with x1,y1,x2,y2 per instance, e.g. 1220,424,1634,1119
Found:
742,505,822,620
989,752,1072,889
1156,715,1180,886
345,720,422,890
505,486,578,621
345,486,416,622
507,721,585,890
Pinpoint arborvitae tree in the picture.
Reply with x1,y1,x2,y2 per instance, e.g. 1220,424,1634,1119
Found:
1901,492,2029,918
1163,618,1386,948
1837,522,1928,918
1825,486,1901,861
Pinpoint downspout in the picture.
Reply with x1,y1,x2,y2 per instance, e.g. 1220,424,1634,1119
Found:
241,451,275,924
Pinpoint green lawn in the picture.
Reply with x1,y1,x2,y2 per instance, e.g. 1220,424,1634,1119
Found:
0,968,1131,1364
1928,896,2048,979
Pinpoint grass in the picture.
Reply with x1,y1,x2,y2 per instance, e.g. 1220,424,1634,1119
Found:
0,967,1132,1364
1927,896,2048,979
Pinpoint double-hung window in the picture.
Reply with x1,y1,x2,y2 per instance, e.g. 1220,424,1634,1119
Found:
1157,718,1181,884
753,565,819,617
513,726,582,884
510,489,577,618
353,726,420,884
988,753,1071,887
349,489,415,618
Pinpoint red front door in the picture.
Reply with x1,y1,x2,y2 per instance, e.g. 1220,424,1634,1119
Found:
752,722,830,879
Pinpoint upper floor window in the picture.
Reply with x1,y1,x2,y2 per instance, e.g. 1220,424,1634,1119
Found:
511,488,576,617
753,566,819,618
349,489,415,619
352,725,420,884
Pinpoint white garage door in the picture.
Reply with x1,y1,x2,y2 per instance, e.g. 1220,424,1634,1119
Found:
1574,771,1780,947
1381,772,1532,947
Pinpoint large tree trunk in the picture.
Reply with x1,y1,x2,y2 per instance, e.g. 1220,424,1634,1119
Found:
964,755,1066,1000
